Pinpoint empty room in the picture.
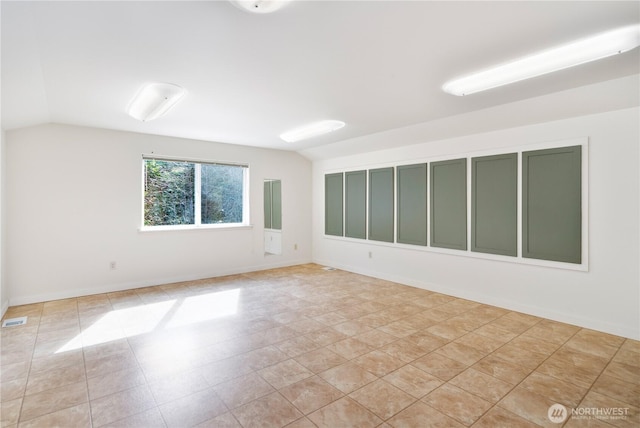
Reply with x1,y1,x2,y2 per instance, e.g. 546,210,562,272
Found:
1,1,639,427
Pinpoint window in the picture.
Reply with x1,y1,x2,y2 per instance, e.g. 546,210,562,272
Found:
143,156,248,228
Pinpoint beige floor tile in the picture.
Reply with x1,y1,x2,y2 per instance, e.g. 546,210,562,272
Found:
87,367,146,400
434,341,487,366
214,372,275,409
349,379,416,420
383,364,443,399
159,388,227,428
602,360,640,385
454,332,505,353
352,350,406,377
411,352,468,381
3,265,635,428
422,383,492,426
449,368,513,403
196,412,242,428
1,377,27,403
307,397,382,428
325,337,375,360
386,401,464,427
20,381,88,423
232,392,303,428
279,376,343,415
148,367,211,405
591,374,640,407
1,398,22,426
25,363,85,397
498,387,561,427
520,371,589,408
90,385,156,427
275,336,321,358
318,362,377,394
378,339,428,363
18,403,91,428
259,359,314,389
404,331,448,353
472,406,540,428
577,390,639,428
240,346,290,371
353,329,397,348
537,348,609,388
491,343,548,371
293,348,347,373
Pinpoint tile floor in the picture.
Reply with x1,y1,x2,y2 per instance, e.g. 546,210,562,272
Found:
1,264,638,427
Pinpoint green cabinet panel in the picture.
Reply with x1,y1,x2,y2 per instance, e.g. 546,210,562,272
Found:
264,181,272,229
430,159,467,250
271,180,282,230
264,180,282,230
397,163,428,246
368,167,394,243
523,146,582,264
325,173,343,236
345,170,367,239
471,153,517,256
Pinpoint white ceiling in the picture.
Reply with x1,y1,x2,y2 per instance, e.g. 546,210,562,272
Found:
2,1,639,159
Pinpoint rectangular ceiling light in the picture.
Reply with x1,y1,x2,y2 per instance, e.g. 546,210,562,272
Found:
280,120,345,143
443,25,640,96
127,82,186,121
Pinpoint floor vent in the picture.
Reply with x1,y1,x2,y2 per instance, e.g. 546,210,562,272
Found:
322,266,337,271
2,316,27,328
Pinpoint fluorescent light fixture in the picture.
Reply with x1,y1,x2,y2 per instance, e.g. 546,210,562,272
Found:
443,25,640,96
280,120,346,143
127,82,186,121
230,0,290,14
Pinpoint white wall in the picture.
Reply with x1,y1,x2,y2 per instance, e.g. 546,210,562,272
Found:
1,128,7,317
6,124,312,305
312,107,640,339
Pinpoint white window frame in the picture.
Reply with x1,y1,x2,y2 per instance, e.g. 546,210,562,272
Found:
140,154,251,232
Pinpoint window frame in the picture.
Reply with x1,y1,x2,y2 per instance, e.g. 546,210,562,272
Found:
140,155,250,231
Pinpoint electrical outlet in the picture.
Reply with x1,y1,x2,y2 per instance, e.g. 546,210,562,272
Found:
368,251,372,259
110,261,117,270
294,243,298,250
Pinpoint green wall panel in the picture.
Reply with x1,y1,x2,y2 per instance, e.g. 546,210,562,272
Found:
325,173,343,236
523,146,582,264
368,167,394,243
397,163,427,246
345,170,367,239
271,180,282,230
471,153,517,256
430,159,467,250
264,181,272,229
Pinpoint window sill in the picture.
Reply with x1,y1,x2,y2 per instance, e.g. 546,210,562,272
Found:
139,223,253,233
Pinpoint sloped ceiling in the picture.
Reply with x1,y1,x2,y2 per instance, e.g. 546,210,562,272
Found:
2,1,639,159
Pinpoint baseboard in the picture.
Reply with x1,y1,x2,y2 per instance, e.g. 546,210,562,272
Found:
1,299,8,319
313,257,639,340
8,258,313,307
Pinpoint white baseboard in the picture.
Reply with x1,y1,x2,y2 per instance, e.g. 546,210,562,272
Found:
313,257,639,340
1,299,8,319
8,258,313,307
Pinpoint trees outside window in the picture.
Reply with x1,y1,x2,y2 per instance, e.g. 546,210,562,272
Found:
144,158,247,228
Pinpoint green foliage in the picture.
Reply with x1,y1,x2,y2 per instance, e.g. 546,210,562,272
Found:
144,160,195,226
201,164,244,224
144,159,244,226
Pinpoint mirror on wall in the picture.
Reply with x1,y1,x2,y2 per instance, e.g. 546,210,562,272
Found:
264,179,282,255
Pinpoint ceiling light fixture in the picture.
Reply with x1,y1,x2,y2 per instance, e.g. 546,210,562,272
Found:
443,25,640,96
127,82,186,121
280,120,346,143
229,0,290,14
